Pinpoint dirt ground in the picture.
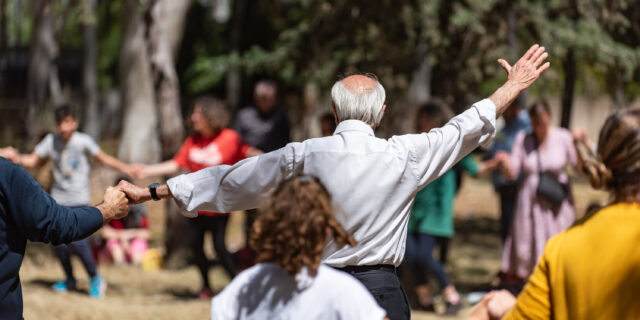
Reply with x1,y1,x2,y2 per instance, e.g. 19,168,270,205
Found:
19,169,609,320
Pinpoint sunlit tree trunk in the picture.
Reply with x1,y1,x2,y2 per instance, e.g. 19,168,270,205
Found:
81,0,100,139
26,0,57,145
163,0,191,60
117,0,161,163
144,0,192,268
145,0,186,160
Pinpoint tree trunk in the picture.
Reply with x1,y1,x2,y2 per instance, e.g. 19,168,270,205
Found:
144,0,185,159
162,0,191,60
26,0,57,145
226,0,248,112
143,0,192,267
608,66,626,110
560,48,576,129
81,0,100,139
1,0,7,53
117,0,161,163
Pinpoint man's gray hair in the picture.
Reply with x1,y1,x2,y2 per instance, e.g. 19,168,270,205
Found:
330,75,386,126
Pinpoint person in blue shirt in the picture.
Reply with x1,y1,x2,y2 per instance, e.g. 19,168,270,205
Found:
0,157,129,319
486,96,532,242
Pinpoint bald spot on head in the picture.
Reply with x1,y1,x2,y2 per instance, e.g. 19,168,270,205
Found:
341,75,377,95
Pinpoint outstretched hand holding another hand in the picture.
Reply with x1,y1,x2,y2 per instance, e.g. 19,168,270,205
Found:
116,180,151,204
96,187,129,223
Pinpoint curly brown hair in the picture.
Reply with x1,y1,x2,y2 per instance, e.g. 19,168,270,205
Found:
249,176,356,276
187,96,230,132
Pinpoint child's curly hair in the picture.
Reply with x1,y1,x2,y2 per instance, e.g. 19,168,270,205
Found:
249,175,356,276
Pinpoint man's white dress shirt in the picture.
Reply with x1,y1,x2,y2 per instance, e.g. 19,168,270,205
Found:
168,99,496,267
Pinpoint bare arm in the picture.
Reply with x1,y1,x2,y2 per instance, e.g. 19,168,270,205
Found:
135,160,181,178
490,44,550,117
17,152,44,168
246,147,264,158
95,150,134,176
477,157,502,175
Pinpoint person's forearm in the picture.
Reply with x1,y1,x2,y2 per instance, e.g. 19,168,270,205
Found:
17,153,41,168
135,183,173,203
246,147,264,158
96,151,130,173
142,160,180,177
489,81,523,118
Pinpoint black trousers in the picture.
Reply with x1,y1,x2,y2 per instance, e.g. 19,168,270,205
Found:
190,215,237,289
497,185,519,242
337,265,410,320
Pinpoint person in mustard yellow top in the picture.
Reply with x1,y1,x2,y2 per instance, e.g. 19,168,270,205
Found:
469,108,640,320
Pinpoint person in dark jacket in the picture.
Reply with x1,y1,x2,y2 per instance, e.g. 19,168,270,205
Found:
0,157,129,319
234,80,290,153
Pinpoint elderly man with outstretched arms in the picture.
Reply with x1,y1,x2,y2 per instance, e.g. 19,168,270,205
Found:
118,44,549,320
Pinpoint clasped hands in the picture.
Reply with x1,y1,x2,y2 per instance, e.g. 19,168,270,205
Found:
0,147,19,163
98,180,152,223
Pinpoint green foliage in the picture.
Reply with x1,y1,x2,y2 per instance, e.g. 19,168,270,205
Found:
96,0,123,89
181,0,640,110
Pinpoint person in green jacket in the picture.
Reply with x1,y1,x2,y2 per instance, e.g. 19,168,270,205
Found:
405,101,500,314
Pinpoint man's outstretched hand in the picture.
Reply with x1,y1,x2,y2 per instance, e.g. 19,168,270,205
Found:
498,44,550,91
490,44,550,116
116,180,152,204
96,187,129,223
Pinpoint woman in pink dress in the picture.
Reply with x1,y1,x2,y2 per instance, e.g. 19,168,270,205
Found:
496,100,582,286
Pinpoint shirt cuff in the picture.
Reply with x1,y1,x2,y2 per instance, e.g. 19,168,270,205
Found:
472,98,497,147
167,175,199,218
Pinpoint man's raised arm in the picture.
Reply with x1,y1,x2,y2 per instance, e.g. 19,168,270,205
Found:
490,44,550,116
407,44,550,188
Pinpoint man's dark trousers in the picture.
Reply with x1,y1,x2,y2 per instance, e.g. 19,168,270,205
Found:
337,265,410,320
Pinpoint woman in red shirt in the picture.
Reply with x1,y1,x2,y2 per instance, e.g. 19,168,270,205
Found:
134,96,261,299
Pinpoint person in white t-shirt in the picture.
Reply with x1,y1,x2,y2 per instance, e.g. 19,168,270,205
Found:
210,175,386,320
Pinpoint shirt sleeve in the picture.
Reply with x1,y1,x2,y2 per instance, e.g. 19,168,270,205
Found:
3,161,103,244
167,142,304,213
33,134,53,159
172,137,193,169
456,155,479,177
83,134,101,156
403,99,496,188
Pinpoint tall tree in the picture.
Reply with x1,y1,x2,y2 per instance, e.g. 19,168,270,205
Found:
145,0,185,159
26,0,57,145
81,0,100,139
117,0,161,163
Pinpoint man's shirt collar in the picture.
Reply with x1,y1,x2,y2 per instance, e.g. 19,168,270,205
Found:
333,120,375,137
